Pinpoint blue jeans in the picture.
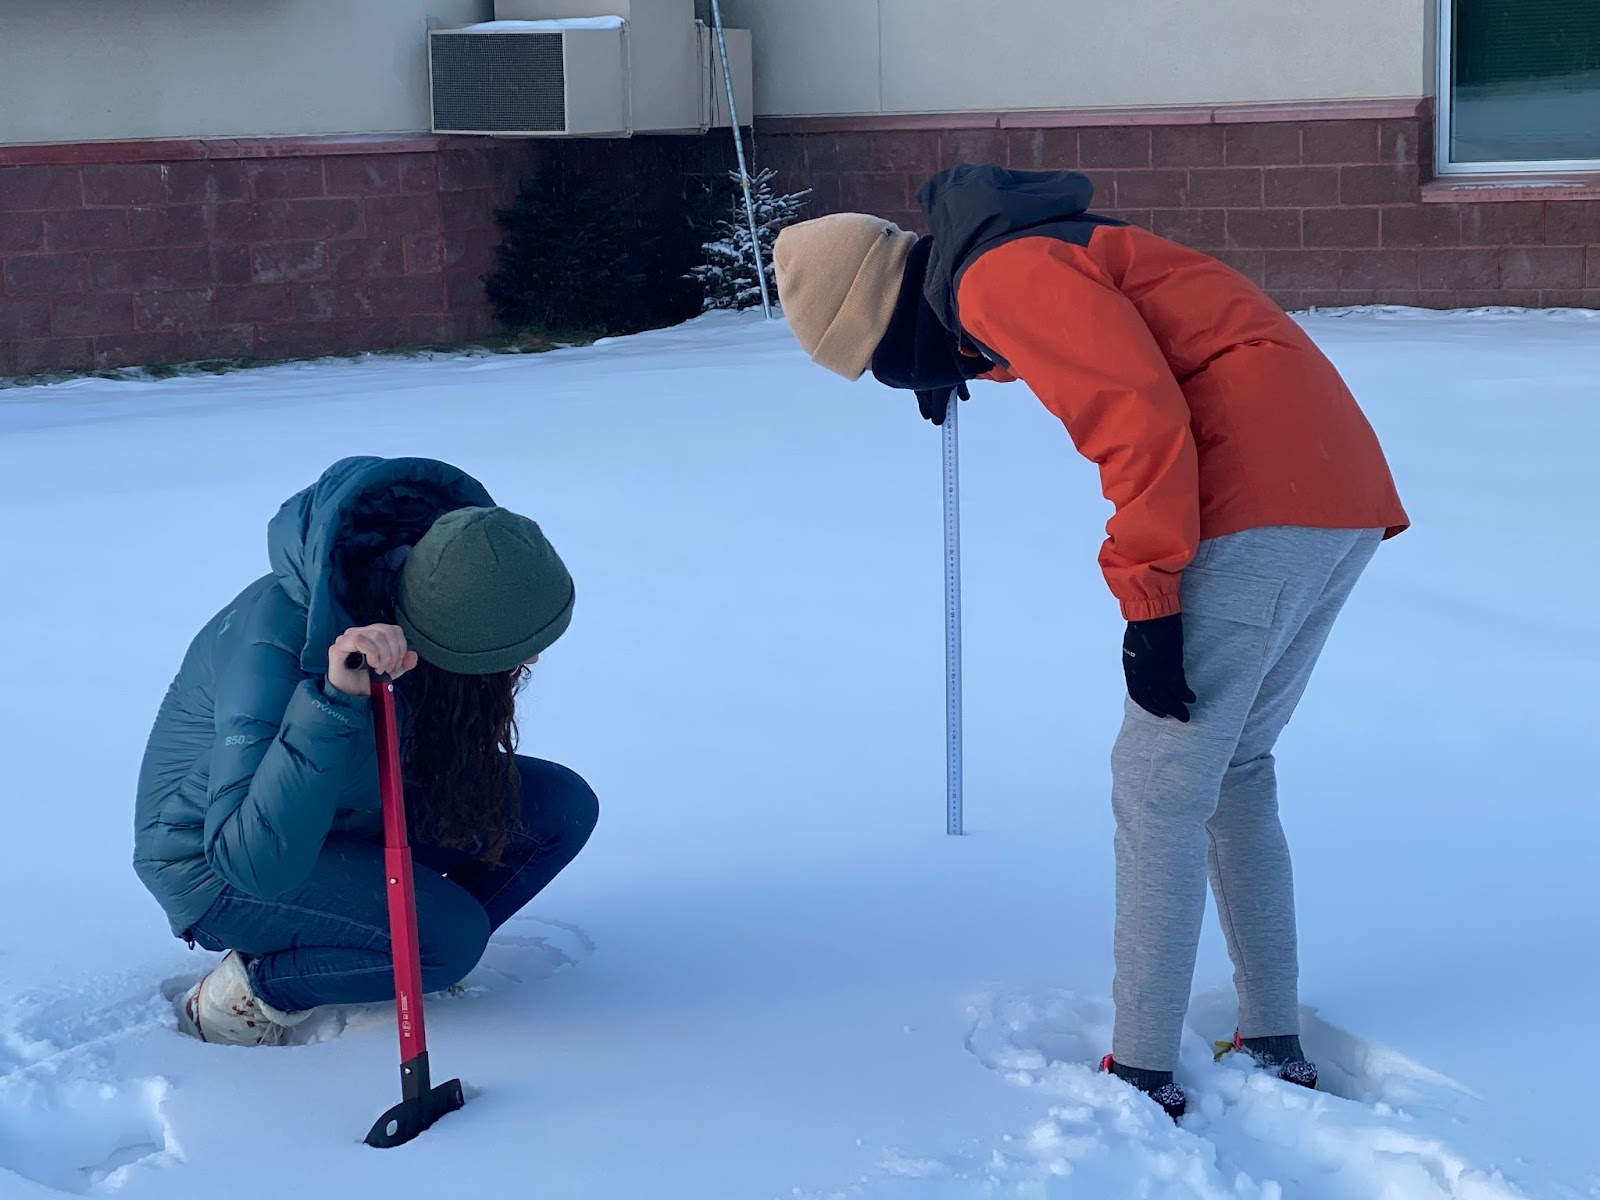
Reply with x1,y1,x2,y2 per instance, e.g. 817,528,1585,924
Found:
186,757,598,1013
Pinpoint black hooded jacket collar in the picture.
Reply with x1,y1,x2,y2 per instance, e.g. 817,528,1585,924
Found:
917,165,1122,351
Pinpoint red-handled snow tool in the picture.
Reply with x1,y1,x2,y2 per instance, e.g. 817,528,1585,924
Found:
363,666,464,1148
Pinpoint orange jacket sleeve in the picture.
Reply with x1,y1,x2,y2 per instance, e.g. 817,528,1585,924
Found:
957,236,1200,621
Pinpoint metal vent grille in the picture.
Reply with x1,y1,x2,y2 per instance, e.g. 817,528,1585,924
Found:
430,33,566,134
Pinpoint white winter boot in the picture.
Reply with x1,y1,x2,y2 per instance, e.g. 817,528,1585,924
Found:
177,951,310,1046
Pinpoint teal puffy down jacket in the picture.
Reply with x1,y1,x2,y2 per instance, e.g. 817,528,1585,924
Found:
134,456,493,935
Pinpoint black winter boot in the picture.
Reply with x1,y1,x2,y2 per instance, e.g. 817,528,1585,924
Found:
1101,1055,1187,1120
1214,1030,1319,1091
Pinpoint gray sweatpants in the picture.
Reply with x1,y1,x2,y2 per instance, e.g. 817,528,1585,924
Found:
1110,525,1382,1072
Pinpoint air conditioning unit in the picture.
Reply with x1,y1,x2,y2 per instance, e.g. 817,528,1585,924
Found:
430,23,628,137
428,1,752,139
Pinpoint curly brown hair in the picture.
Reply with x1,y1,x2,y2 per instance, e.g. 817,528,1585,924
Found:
332,481,526,863
399,660,527,864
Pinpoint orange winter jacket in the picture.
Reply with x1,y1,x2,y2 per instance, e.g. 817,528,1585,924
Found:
920,166,1408,621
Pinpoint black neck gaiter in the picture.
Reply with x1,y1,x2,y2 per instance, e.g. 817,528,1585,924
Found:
869,237,991,416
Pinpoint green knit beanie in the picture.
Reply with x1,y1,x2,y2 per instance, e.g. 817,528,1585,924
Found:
395,507,575,675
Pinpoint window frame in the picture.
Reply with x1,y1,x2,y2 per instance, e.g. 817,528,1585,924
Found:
1435,0,1600,175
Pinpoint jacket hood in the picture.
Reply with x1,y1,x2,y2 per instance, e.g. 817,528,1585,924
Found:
917,165,1102,334
266,456,494,673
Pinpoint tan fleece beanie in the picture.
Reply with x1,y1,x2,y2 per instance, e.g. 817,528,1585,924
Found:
773,213,918,380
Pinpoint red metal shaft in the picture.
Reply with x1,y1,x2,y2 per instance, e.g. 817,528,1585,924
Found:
372,675,427,1062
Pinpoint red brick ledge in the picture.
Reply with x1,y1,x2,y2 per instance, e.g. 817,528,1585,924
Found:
0,133,461,168
758,97,1429,135
1422,177,1600,204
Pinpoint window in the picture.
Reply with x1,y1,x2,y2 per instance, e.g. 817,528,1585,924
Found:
1437,0,1600,173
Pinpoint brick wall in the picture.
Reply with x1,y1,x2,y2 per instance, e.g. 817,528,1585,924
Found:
755,105,1600,311
0,137,549,378
7,107,1594,378
0,132,737,379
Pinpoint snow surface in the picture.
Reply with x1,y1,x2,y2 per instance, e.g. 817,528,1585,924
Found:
463,17,625,32
0,308,1596,1198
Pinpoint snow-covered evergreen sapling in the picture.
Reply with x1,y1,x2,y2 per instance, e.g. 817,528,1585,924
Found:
691,169,811,312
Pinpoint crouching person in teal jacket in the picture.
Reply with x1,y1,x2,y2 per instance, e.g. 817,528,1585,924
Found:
135,456,598,1046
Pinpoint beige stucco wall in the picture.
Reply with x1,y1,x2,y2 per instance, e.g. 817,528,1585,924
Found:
717,0,1430,117
0,0,491,145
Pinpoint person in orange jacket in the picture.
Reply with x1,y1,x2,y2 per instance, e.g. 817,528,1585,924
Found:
773,164,1407,1120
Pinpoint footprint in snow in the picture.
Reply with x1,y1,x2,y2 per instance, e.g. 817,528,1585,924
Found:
4,974,172,1075
0,978,182,1194
0,1075,180,1195
441,913,596,997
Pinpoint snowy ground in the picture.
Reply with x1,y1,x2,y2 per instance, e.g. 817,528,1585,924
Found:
0,307,1596,1199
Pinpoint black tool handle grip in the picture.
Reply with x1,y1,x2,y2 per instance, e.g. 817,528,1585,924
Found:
344,650,395,685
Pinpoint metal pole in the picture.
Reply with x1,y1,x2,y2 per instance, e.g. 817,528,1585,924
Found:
707,0,773,319
943,392,964,836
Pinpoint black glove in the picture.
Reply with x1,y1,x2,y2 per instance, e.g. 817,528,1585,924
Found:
917,380,970,426
1122,614,1196,722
